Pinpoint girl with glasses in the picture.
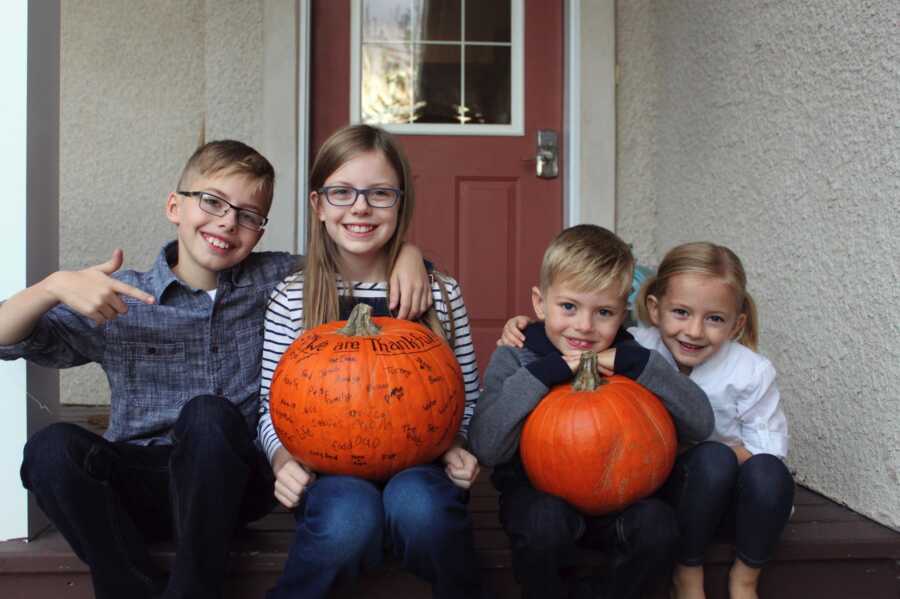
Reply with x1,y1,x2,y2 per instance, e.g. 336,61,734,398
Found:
257,124,485,599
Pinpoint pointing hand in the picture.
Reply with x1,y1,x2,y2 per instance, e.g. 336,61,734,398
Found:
45,249,154,325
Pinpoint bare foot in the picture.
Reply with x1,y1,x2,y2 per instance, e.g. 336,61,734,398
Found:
672,564,705,599
728,560,761,599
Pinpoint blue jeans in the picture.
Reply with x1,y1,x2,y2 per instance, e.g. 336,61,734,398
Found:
20,395,275,599
663,441,795,567
266,463,483,599
492,460,678,599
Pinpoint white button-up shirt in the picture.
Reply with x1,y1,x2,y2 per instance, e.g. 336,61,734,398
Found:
629,326,789,459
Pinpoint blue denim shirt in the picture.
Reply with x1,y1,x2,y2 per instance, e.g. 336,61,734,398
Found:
0,241,298,445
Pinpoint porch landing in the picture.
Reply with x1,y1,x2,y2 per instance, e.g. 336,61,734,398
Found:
1,408,897,598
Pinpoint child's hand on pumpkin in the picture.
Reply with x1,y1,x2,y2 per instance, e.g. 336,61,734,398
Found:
594,348,615,377
497,315,531,347
561,351,584,373
442,444,481,489
561,348,614,376
272,447,316,509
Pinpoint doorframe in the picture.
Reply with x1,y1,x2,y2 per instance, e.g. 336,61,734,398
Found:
565,0,616,231
262,0,615,253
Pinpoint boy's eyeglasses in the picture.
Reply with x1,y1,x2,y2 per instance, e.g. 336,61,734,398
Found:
177,191,268,232
317,186,403,209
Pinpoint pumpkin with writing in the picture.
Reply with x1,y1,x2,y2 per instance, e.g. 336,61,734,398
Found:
270,303,464,481
520,352,677,515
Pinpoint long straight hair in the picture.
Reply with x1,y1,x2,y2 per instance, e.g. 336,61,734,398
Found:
301,124,452,342
635,242,759,350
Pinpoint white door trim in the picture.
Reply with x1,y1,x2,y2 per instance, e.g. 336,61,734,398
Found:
260,0,310,255
568,0,616,231
297,0,311,251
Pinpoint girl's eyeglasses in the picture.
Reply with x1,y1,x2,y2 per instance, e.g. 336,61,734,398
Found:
317,186,402,209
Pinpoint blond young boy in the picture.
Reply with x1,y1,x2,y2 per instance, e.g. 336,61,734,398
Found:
468,224,713,599
0,140,429,599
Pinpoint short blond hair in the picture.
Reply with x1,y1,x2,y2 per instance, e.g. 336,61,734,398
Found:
539,225,634,300
177,139,275,210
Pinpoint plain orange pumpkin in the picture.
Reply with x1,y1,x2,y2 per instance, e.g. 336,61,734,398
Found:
520,352,677,515
270,303,464,481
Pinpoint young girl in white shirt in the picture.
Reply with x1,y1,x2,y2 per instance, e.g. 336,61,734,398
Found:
257,124,484,599
632,242,792,599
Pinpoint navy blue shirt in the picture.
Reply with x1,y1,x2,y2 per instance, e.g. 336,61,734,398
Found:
0,241,298,445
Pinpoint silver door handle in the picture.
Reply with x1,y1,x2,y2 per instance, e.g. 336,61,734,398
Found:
536,129,559,179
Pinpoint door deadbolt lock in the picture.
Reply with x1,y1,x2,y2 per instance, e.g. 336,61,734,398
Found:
536,129,559,179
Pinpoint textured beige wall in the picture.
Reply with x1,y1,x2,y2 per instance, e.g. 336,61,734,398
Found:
614,0,659,266
616,0,900,528
60,1,264,405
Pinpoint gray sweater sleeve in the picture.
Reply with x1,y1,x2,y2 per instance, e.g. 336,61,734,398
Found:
468,346,550,467
635,350,714,443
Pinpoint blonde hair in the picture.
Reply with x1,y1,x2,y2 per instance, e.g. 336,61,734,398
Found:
635,242,759,350
177,139,275,209
301,124,452,342
540,225,635,300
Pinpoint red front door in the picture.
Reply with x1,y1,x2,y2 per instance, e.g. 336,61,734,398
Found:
311,0,564,376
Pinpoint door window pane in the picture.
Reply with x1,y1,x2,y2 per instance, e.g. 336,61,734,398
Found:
465,46,510,124
363,0,413,41
464,0,510,42
415,44,462,123
417,0,461,42
362,44,415,124
358,0,517,130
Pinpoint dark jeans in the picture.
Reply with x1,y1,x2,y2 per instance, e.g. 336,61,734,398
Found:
495,463,678,599
20,395,276,599
266,463,483,599
663,441,795,567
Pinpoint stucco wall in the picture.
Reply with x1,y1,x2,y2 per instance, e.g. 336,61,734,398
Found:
614,0,658,266
616,0,900,528
59,1,264,405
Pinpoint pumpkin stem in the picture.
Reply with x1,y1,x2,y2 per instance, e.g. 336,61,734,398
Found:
337,303,382,337
572,351,605,391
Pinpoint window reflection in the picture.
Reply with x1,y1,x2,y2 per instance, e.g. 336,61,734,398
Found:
415,44,461,123
363,0,413,42
361,0,512,126
465,46,511,124
415,0,460,42
362,44,418,124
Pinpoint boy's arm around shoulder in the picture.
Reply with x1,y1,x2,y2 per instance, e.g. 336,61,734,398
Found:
614,339,714,443
468,345,553,467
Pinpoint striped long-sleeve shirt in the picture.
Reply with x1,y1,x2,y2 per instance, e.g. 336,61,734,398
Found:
257,271,480,464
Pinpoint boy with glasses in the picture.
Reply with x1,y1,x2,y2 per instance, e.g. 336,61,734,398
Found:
0,140,430,599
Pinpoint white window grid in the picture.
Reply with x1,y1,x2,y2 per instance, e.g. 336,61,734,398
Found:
350,0,524,136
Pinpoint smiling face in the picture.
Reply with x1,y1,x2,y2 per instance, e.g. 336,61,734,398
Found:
532,279,628,355
165,170,267,290
647,272,747,373
310,149,400,281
